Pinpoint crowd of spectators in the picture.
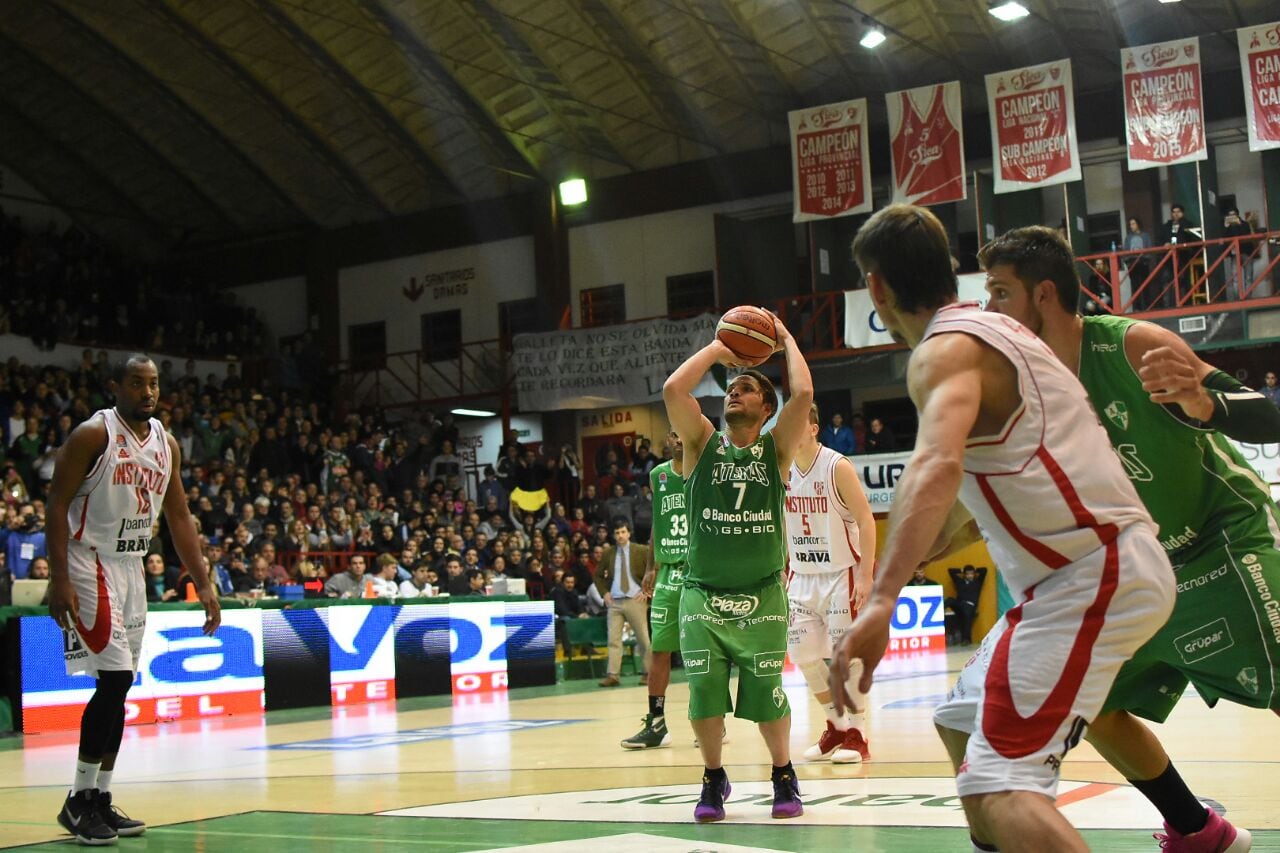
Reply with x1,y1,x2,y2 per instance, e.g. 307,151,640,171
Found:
0,346,677,611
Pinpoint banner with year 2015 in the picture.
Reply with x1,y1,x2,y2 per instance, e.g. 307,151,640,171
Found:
985,60,1081,193
1122,38,1207,169
789,98,872,222
1239,21,1280,152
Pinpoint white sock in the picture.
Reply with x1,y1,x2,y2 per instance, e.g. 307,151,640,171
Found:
73,760,99,794
97,770,113,794
824,703,852,731
847,712,866,733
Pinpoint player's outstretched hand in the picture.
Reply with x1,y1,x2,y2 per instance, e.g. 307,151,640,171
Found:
640,567,656,601
198,586,223,636
48,579,80,634
1138,346,1212,420
829,598,892,715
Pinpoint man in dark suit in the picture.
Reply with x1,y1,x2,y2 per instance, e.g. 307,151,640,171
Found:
593,521,653,687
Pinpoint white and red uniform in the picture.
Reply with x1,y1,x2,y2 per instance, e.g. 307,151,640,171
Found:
64,408,172,677
785,445,866,664
925,304,1175,798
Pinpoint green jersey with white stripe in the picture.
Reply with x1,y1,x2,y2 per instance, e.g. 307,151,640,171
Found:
650,461,689,565
1079,315,1279,559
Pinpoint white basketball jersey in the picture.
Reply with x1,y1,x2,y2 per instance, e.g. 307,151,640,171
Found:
785,445,861,575
68,408,172,560
922,303,1155,600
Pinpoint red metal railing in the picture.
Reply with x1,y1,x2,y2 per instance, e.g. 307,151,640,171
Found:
1079,230,1280,316
336,339,509,410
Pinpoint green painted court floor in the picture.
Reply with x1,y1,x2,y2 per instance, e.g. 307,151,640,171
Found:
12,813,1280,852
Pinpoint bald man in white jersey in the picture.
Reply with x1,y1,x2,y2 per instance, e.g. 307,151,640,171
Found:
785,402,876,764
828,206,1175,853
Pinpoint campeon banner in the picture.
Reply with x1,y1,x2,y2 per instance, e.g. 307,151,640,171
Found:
1122,37,1207,169
887,81,966,206
1239,21,1280,152
789,98,872,222
985,60,1081,193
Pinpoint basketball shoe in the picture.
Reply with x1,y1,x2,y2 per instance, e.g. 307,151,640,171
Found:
770,766,803,819
57,789,116,846
1155,808,1251,852
95,791,146,837
620,714,670,749
694,772,731,823
803,721,868,764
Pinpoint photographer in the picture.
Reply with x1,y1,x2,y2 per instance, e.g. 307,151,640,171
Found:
5,503,47,579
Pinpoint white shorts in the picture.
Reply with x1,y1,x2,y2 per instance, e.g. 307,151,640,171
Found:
932,525,1174,799
787,568,857,664
64,546,147,678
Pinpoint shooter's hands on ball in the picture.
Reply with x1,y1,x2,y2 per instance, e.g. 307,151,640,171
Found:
828,596,893,715
1139,346,1213,421
48,578,80,634
769,312,792,354
711,338,756,369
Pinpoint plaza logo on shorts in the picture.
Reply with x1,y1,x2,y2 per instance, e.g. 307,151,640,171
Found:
753,651,785,677
683,649,711,675
1174,617,1234,664
703,593,760,620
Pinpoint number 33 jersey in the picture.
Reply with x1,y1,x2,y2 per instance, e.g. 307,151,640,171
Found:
68,408,172,559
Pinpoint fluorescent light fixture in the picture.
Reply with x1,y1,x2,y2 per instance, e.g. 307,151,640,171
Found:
860,27,886,48
1156,0,1181,3
558,178,587,206
451,407,496,418
989,2,1029,21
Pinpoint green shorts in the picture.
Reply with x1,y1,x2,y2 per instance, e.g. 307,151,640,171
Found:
1103,513,1280,722
679,575,790,723
650,561,686,653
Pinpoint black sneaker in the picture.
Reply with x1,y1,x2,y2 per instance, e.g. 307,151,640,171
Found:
770,770,803,819
57,789,117,845
620,714,671,749
693,772,731,823
96,791,145,837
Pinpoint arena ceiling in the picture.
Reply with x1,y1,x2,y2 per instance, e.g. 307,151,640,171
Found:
0,0,1274,257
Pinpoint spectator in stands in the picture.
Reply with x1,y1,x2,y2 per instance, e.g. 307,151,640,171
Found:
466,568,487,595
442,555,469,595
477,466,509,515
205,543,235,596
324,553,368,598
552,573,587,655
946,564,988,646
1162,203,1199,304
604,482,636,530
577,483,604,526
906,566,938,587
144,553,177,602
369,554,400,598
818,412,856,455
1124,216,1154,310
559,445,581,508
428,439,463,489
259,543,289,586
1223,208,1256,300
1262,371,1280,408
6,503,45,578
629,443,657,480
864,417,897,453
399,563,435,598
633,483,654,545
236,556,272,597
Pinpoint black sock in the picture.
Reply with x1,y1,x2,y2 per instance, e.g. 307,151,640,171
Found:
704,766,727,782
1129,762,1207,836
649,695,665,717
770,761,794,779
971,836,998,852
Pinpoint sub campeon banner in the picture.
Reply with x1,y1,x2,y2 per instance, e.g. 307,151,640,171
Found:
1122,38,1207,169
887,81,966,206
985,60,1081,193
789,98,872,222
1239,21,1280,152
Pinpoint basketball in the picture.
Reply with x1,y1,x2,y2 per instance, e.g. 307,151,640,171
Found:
716,306,777,364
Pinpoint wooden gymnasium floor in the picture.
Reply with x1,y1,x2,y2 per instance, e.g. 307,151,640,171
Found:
1,648,1277,852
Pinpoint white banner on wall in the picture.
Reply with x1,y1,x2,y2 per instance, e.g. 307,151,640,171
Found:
843,274,989,350
512,315,722,411
852,449,914,511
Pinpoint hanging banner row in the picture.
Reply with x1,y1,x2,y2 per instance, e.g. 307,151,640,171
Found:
791,22,1280,222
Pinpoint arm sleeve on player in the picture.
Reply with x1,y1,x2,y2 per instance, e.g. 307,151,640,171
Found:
1199,370,1280,443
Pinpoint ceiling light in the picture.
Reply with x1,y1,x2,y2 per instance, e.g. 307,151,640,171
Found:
451,407,496,418
989,2,1030,21
558,178,587,206
1156,0,1181,3
860,26,886,49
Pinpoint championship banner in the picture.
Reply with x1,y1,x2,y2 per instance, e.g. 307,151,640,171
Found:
1239,21,1280,152
843,273,989,350
512,314,721,411
789,98,872,222
887,81,966,206
1122,38,1207,169
985,60,1081,193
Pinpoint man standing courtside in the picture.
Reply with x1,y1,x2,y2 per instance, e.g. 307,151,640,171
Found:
961,225,1264,851
620,430,689,748
593,521,653,688
786,403,876,764
47,355,221,845
829,205,1175,853
664,314,812,823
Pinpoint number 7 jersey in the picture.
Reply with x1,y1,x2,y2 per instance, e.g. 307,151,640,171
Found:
67,408,172,558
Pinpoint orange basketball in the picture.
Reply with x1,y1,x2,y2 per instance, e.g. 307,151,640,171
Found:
716,306,777,364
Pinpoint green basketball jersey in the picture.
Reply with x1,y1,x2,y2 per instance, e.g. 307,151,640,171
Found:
685,430,786,588
650,461,689,564
1079,315,1278,558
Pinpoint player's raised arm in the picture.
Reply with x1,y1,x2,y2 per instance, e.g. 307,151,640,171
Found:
768,318,815,471
1126,321,1280,441
162,433,221,635
45,419,108,631
662,341,726,461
